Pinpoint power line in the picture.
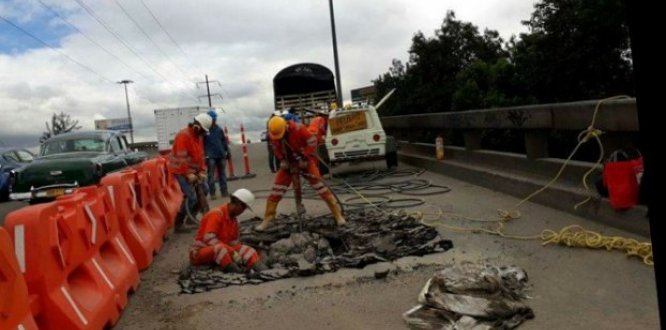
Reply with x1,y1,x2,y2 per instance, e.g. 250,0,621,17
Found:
73,0,197,102
35,0,152,81
138,0,202,75
111,0,192,81
0,14,114,83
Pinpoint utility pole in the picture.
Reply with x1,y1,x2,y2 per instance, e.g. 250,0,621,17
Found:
117,80,134,144
328,0,343,107
196,74,223,107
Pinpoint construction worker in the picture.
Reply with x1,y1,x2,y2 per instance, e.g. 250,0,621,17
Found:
307,115,328,145
169,113,213,230
282,107,301,123
190,189,267,272
254,116,346,231
204,109,230,199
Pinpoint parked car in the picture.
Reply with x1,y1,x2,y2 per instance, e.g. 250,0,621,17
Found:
9,130,148,202
0,147,35,201
260,130,268,142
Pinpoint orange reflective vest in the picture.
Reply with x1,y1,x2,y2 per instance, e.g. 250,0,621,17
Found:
193,204,239,247
169,126,205,175
270,121,317,162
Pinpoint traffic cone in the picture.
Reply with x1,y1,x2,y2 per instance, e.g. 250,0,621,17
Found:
225,126,238,181
240,123,256,179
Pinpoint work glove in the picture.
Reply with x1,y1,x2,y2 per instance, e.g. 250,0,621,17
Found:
198,172,207,180
299,159,308,170
186,173,197,183
279,160,289,170
231,251,242,264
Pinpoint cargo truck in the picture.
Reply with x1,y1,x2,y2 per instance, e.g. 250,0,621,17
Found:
272,63,397,172
154,106,210,153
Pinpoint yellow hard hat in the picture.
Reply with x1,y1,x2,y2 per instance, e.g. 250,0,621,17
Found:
268,116,287,140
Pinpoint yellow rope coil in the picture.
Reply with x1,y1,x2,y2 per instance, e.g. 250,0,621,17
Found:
540,225,653,265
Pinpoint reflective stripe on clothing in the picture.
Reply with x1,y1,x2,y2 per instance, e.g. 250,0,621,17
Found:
270,120,316,161
189,203,260,269
169,126,206,175
267,160,331,202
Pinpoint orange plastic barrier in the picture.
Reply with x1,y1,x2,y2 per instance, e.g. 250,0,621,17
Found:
70,186,140,312
100,170,162,271
136,159,171,233
0,227,39,330
4,198,119,329
156,157,184,225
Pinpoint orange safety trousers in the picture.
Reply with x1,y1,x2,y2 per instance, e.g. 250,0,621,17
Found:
190,242,260,270
268,159,332,202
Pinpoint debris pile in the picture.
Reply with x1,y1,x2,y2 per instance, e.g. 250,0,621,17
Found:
178,209,453,294
403,262,534,329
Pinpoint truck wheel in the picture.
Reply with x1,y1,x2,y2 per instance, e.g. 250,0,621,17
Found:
386,151,398,168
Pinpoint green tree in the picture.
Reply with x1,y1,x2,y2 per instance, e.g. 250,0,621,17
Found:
374,11,507,115
511,0,633,102
40,111,82,143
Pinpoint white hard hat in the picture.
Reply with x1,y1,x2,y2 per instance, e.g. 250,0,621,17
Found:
231,188,255,210
194,113,213,132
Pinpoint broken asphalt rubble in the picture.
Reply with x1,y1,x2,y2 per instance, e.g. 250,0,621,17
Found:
178,209,453,294
403,262,534,330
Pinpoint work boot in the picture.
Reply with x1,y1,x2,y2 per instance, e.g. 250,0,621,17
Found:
324,196,347,226
251,260,269,272
254,200,278,232
173,211,195,233
225,262,243,273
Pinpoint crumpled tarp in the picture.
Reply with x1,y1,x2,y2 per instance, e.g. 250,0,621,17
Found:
403,262,534,330
178,209,453,294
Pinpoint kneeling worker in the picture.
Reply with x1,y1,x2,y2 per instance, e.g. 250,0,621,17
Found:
189,188,267,272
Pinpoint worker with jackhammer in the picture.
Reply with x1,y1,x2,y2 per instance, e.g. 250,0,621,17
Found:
190,188,267,272
169,113,213,232
254,116,346,231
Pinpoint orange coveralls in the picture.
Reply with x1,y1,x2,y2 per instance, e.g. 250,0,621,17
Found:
268,121,332,202
307,116,327,145
189,204,260,270
168,126,206,175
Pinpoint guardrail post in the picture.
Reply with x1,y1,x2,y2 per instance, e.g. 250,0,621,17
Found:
463,130,482,150
524,130,549,159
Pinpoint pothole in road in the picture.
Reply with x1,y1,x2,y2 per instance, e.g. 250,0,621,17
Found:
178,209,453,294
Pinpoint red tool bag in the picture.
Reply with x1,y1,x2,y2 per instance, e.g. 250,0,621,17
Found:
602,149,643,210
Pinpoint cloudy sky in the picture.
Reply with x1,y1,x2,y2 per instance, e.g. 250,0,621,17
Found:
0,0,536,148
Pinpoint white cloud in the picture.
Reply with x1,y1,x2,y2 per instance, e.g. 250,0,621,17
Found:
0,0,536,147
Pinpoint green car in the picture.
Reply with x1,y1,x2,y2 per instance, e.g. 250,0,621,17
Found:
9,130,148,202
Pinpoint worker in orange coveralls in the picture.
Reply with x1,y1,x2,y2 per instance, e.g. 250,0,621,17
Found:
254,116,346,232
307,115,328,145
169,113,213,231
189,188,268,273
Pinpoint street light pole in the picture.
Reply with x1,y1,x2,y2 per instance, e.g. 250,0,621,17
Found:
118,80,134,144
328,0,343,107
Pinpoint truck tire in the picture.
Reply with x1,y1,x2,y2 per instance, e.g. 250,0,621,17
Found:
385,135,398,168
316,143,330,175
386,151,398,168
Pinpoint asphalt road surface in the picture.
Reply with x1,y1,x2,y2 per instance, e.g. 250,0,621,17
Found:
2,143,659,329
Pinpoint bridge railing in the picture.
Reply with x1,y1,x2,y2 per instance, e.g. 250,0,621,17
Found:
380,98,639,160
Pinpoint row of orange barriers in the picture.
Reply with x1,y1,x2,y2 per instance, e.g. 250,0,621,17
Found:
0,157,182,330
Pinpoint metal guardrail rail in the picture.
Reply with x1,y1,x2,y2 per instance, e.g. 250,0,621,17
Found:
380,98,638,159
